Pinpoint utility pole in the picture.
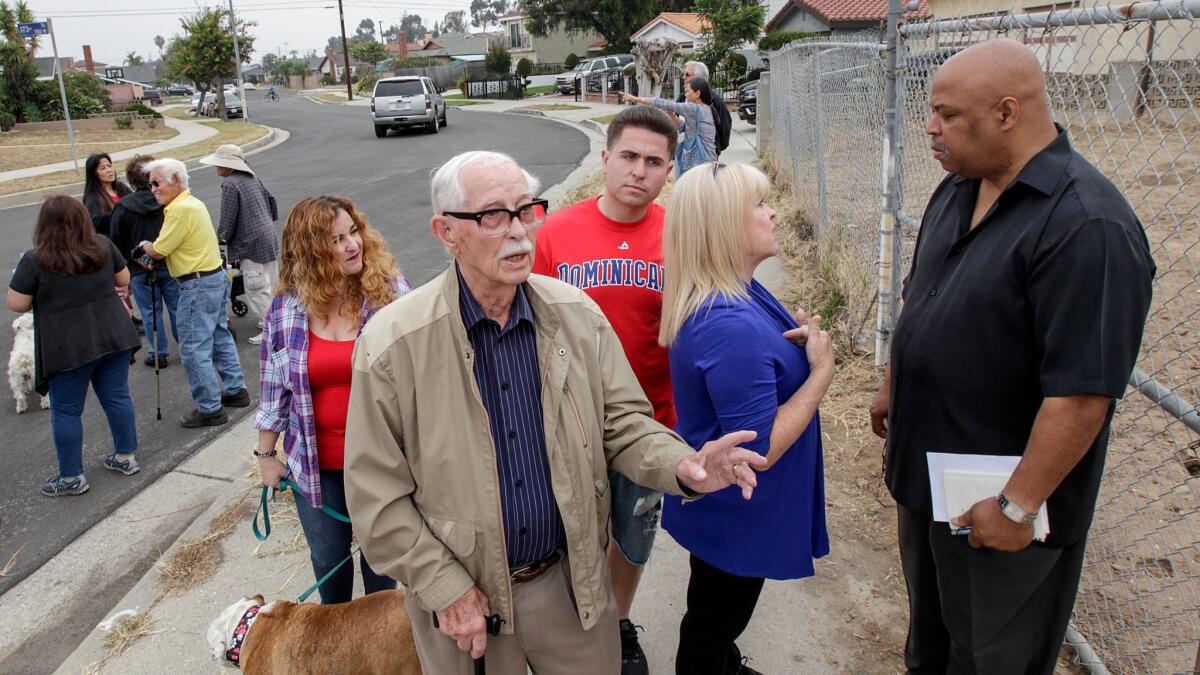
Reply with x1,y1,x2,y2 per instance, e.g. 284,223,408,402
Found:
228,0,249,122
337,0,353,100
46,19,80,175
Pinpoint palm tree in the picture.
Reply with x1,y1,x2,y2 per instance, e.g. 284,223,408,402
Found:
154,35,165,59
125,51,145,66
0,0,42,121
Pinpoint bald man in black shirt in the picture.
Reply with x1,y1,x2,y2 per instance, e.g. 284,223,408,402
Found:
869,39,1155,674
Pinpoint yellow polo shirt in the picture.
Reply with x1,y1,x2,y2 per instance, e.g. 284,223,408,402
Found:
154,190,223,278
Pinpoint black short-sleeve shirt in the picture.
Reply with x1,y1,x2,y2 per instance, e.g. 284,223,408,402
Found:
9,238,140,393
884,127,1155,547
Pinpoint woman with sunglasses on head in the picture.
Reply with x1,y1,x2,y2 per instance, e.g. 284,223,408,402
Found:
621,77,718,177
83,152,141,333
252,195,409,604
659,162,834,674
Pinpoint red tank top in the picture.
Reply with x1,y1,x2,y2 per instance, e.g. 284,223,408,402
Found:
307,330,355,471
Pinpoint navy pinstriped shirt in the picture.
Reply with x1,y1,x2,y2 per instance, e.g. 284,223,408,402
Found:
457,266,565,567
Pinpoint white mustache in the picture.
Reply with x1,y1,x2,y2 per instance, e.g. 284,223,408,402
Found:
497,240,533,261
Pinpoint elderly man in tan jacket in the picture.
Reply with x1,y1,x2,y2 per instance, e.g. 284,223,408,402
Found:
345,150,767,674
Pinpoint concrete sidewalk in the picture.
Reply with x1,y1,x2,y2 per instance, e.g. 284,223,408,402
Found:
37,98,840,674
0,110,219,184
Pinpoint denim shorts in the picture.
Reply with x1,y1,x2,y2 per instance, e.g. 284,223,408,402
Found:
609,469,662,566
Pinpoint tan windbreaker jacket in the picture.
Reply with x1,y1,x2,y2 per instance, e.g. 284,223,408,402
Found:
344,265,695,633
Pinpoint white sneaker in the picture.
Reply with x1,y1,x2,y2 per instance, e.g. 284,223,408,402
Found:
248,332,263,345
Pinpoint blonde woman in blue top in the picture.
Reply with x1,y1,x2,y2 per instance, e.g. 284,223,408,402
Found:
659,162,834,675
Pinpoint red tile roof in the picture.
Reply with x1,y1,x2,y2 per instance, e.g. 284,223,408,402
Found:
766,0,927,28
631,12,711,40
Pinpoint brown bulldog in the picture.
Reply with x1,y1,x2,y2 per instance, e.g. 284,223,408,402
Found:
207,589,421,674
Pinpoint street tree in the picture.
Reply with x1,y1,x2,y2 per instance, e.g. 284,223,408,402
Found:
693,0,763,74
154,34,166,59
355,18,375,42
351,39,387,65
469,0,509,28
381,24,401,43
441,9,468,34
326,35,343,53
125,51,145,66
0,0,41,123
400,13,427,41
167,7,256,120
523,0,656,54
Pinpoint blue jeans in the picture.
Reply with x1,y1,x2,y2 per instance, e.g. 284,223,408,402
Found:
609,469,662,565
48,350,137,477
294,470,396,604
176,272,245,413
129,270,180,357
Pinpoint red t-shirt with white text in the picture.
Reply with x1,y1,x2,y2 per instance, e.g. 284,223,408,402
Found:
533,197,675,428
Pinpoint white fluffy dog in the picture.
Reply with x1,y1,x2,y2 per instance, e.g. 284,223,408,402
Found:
9,313,47,414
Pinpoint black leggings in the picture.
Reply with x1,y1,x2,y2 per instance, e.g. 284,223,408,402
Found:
675,554,766,675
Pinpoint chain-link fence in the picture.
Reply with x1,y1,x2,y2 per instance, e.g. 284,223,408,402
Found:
762,2,1199,672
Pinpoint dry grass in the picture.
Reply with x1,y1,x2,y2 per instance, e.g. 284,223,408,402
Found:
0,121,269,197
99,612,158,660
155,494,253,599
515,103,588,112
310,93,347,104
591,114,616,125
0,546,22,577
0,127,177,171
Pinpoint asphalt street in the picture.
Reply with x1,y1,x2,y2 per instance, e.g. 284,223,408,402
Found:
0,91,589,598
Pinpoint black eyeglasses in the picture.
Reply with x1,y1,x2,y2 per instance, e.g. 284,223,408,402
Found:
443,199,549,237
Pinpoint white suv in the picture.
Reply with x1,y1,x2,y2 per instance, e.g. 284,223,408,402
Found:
555,55,633,94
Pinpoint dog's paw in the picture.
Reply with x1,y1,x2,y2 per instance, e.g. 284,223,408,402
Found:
14,400,27,414
38,396,48,410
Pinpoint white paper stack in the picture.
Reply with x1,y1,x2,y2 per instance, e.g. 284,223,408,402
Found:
927,452,1050,542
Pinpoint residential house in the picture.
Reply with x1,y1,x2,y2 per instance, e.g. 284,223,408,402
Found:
497,12,603,65
764,0,927,39
384,38,427,60
412,31,504,65
921,0,1199,117
630,12,712,53
314,49,373,80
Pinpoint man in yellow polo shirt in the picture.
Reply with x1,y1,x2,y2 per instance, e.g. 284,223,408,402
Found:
138,158,249,428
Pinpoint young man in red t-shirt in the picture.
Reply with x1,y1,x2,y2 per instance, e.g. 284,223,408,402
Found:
533,106,678,675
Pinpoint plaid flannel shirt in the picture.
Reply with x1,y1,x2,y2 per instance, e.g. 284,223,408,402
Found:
253,277,411,507
217,172,280,264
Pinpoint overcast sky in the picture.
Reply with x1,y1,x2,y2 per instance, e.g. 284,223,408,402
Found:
29,0,481,67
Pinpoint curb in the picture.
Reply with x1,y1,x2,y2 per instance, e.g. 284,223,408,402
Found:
0,125,282,211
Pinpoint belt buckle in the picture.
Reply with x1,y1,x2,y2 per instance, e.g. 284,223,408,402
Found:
510,550,561,583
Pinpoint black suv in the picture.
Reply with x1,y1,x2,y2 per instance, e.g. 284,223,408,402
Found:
737,80,757,125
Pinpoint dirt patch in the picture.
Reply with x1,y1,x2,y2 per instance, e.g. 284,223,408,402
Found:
0,127,177,170
0,121,269,197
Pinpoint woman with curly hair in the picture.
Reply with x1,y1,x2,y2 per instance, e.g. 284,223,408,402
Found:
252,195,410,603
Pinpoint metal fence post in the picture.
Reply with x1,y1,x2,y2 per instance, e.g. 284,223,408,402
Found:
876,0,904,365
811,56,828,236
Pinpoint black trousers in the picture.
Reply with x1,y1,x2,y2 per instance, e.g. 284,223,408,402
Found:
675,554,765,675
897,505,1087,675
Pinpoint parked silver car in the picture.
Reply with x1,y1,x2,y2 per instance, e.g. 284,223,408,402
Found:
371,76,446,137
555,55,633,94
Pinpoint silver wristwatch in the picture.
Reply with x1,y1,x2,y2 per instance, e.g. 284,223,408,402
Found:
997,492,1038,524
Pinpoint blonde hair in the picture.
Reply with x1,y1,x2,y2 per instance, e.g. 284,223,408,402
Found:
278,195,400,322
659,162,771,346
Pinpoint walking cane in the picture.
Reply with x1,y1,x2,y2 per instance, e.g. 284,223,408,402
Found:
147,270,162,421
433,612,503,674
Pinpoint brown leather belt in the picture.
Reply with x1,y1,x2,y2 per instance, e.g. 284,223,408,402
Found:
509,549,563,584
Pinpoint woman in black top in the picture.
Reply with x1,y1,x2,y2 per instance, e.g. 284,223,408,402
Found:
82,153,132,237
7,196,142,497
83,152,139,334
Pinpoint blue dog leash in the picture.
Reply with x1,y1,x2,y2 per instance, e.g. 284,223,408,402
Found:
253,477,357,602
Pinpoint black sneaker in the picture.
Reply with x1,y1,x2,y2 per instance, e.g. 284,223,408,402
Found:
619,619,649,675
221,389,251,408
144,355,169,369
180,408,229,428
725,652,764,675
41,474,90,496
